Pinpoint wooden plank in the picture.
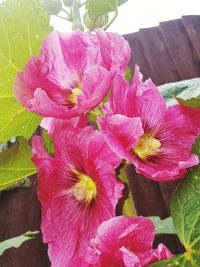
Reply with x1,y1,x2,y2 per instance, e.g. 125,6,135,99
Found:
158,181,180,214
160,19,200,79
0,177,50,267
126,165,168,218
124,32,154,81
182,15,200,60
138,26,181,85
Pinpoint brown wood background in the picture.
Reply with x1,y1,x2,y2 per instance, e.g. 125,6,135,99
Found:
0,15,200,267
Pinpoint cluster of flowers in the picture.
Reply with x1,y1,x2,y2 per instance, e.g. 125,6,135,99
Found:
14,29,200,266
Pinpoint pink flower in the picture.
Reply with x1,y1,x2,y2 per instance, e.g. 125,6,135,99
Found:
32,124,123,266
99,67,200,181
40,114,88,136
14,29,130,119
82,216,173,267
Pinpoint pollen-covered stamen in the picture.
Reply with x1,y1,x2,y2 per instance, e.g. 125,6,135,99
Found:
133,132,161,160
68,87,82,105
71,169,97,204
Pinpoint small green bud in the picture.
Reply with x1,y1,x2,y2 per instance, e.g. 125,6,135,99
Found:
83,12,108,31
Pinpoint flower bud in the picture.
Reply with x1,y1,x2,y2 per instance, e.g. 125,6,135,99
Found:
83,12,108,31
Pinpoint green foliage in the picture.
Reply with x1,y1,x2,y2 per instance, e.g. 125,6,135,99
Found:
0,138,37,191
83,12,107,31
87,0,118,19
176,97,200,108
118,163,137,217
41,0,62,15
0,101,41,143
0,231,39,256
0,0,52,143
149,137,200,266
125,67,132,81
3,177,32,191
42,130,55,156
158,78,200,106
63,0,73,6
72,0,84,31
122,192,137,217
87,0,128,19
118,0,128,5
149,216,176,235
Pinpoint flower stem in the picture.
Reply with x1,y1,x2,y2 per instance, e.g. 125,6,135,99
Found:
80,0,87,7
118,161,137,217
61,7,70,16
104,9,118,31
56,14,72,22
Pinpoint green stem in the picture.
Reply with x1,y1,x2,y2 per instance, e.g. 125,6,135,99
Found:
104,9,118,30
121,162,137,217
56,14,71,22
72,0,84,30
61,7,70,16
80,0,87,7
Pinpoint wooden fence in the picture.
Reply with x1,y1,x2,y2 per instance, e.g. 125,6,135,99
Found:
0,15,200,267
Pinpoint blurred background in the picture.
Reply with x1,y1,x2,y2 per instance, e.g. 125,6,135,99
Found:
51,0,200,33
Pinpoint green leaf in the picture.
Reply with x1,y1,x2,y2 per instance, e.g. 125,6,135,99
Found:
122,193,137,217
0,99,41,142
192,135,200,157
176,97,200,108
42,130,55,156
118,163,137,217
149,216,176,235
118,0,128,6
0,138,37,191
125,67,132,81
0,231,39,256
0,0,52,142
158,78,200,106
149,137,200,267
87,0,118,19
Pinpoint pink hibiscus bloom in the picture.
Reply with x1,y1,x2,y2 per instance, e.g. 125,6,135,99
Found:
14,29,130,119
82,216,173,267
99,67,200,181
32,124,123,266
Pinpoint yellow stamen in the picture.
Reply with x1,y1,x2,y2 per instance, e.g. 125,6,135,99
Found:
133,132,161,160
68,88,82,105
71,168,97,204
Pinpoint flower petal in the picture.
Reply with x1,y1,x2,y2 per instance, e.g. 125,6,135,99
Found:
132,105,200,181
84,216,172,266
95,29,131,72
32,126,123,265
99,114,143,162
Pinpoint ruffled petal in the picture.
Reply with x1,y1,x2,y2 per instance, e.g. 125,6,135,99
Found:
99,114,143,162
95,29,131,72
14,30,128,119
132,105,200,181
119,247,140,267
105,68,167,130
40,115,88,136
86,130,121,169
83,216,172,266
32,126,123,266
